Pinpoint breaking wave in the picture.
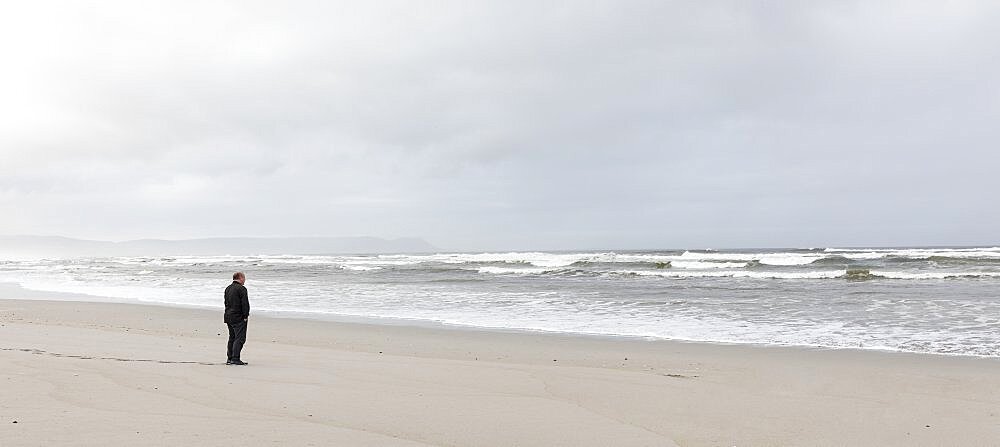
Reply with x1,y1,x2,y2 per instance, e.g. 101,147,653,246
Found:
3,246,1000,357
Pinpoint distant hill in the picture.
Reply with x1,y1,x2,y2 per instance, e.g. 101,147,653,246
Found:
0,235,438,258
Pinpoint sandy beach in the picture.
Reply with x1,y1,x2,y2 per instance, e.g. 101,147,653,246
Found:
1,295,999,446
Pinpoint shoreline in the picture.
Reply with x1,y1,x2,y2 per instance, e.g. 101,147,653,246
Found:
2,296,999,445
1,280,992,360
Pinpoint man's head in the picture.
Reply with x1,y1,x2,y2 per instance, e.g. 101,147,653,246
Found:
233,272,245,284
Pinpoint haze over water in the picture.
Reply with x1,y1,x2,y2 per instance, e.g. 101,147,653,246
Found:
2,246,999,357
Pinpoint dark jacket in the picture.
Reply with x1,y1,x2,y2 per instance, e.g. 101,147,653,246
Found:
224,281,250,324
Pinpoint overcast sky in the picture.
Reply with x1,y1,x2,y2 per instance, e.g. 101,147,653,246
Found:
1,1,998,251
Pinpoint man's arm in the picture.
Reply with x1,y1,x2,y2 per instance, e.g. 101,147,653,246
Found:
240,286,250,320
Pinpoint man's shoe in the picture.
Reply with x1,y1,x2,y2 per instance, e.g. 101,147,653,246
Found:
230,360,248,365
226,360,234,365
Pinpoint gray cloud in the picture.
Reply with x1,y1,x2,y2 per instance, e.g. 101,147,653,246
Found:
1,1,998,250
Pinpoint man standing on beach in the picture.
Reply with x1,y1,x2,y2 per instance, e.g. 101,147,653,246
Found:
224,272,250,365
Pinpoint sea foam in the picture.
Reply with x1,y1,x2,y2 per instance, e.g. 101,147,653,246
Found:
2,247,999,357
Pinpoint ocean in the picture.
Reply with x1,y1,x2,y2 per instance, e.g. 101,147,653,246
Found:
1,247,998,357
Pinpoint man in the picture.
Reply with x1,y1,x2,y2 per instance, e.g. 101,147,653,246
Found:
224,272,250,365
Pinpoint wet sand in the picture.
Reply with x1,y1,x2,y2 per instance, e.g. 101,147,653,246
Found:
1,297,999,446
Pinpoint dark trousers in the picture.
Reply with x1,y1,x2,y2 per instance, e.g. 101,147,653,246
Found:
227,320,248,361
